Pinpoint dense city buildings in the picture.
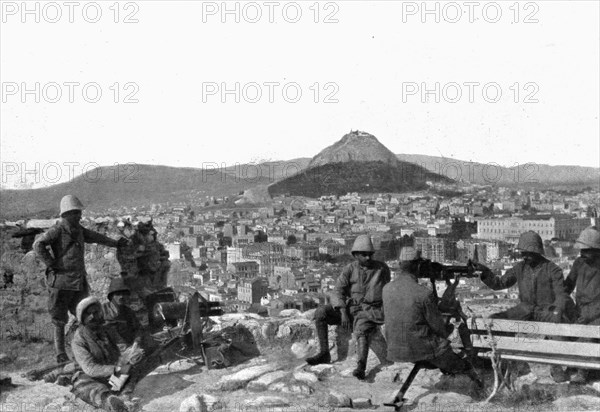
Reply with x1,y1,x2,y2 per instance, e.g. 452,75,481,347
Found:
6,184,597,314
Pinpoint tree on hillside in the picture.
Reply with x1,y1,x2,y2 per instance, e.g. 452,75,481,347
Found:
286,235,297,246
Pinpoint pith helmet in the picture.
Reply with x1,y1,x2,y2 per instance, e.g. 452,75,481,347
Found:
575,226,600,249
399,246,419,262
351,235,375,253
107,277,130,299
76,296,100,324
59,195,84,216
516,231,544,255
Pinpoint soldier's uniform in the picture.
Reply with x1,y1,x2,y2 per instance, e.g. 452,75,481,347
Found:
383,247,482,387
478,231,574,382
563,226,600,383
306,235,390,380
34,195,120,363
71,297,129,412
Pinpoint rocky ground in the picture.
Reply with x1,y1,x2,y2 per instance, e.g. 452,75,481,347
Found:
2,311,600,412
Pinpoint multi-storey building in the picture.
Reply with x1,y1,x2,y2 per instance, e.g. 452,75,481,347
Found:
237,277,269,304
476,215,591,243
414,237,455,262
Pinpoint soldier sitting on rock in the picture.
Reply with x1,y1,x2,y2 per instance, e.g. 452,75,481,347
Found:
306,234,390,380
383,247,483,388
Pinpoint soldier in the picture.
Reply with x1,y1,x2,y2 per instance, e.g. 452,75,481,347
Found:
136,222,170,290
383,247,482,386
475,230,574,382
71,297,131,412
34,195,126,363
306,234,390,380
102,278,143,352
564,226,600,384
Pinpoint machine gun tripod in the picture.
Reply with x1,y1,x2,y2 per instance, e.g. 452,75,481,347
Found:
148,291,226,369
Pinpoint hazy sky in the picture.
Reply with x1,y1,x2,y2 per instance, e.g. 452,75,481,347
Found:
1,0,599,188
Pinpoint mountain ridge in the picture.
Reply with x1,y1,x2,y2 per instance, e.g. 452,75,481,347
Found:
1,149,597,219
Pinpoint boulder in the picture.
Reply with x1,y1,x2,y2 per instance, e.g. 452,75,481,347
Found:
242,396,290,408
553,395,600,410
217,364,279,391
290,341,315,359
277,318,313,340
308,364,336,379
352,398,372,409
278,309,302,318
418,392,473,409
328,390,352,407
247,371,289,392
293,371,318,385
179,395,203,412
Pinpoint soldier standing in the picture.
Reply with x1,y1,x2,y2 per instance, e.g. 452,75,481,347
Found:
34,195,125,363
306,234,390,380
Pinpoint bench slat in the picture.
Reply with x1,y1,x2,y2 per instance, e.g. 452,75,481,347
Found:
477,352,600,370
471,335,600,358
468,317,600,339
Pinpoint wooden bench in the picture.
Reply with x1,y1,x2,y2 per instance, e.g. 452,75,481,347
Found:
384,317,600,410
468,317,600,399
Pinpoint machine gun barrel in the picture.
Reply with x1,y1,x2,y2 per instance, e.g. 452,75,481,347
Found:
415,259,478,281
152,301,223,323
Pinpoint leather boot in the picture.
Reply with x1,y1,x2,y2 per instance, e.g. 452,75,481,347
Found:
53,324,68,363
352,336,369,380
466,366,484,389
335,326,350,362
306,321,331,365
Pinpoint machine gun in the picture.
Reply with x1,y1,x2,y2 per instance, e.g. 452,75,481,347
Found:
146,291,226,370
414,258,478,283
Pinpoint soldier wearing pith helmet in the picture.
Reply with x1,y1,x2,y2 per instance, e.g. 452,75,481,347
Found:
564,226,600,383
306,234,391,380
475,230,574,382
34,195,127,363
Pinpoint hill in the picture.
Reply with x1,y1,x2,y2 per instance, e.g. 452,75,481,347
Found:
1,133,598,219
269,131,451,197
396,154,599,188
0,159,316,219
